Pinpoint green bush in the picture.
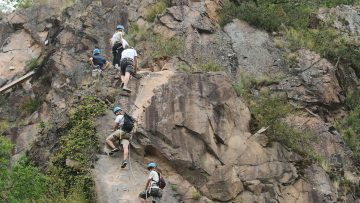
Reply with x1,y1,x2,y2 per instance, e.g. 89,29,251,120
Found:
250,94,318,160
16,0,33,9
0,137,48,202
196,61,222,72
336,105,360,158
20,97,43,114
149,34,184,59
145,1,167,22
25,57,41,72
0,120,10,135
126,23,184,59
48,96,106,202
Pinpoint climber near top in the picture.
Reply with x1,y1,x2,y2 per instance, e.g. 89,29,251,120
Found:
120,47,138,92
89,48,109,70
138,162,163,203
106,106,134,168
110,24,129,70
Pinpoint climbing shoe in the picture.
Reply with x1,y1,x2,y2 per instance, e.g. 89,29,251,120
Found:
121,160,128,168
123,86,132,93
109,148,120,156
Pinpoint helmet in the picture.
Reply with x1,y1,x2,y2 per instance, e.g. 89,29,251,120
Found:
116,24,125,30
147,162,157,169
93,48,100,55
113,106,122,113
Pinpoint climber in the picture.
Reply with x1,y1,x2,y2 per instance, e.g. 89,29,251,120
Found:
89,48,110,70
138,162,162,203
110,24,129,70
106,106,130,168
120,47,138,92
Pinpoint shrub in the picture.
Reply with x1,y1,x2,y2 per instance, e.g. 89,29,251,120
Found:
196,61,222,72
19,97,43,114
192,191,201,200
149,34,184,59
25,57,41,72
48,96,106,201
126,23,148,46
144,1,167,22
16,0,33,9
0,137,48,202
336,105,360,159
0,120,10,135
170,184,178,191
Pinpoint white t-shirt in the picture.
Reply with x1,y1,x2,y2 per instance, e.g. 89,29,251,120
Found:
121,48,138,60
115,115,124,126
111,32,129,47
148,170,159,188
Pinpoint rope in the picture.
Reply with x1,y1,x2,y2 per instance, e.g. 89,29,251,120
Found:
127,73,148,189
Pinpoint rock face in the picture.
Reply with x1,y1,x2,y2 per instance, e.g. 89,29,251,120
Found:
316,5,360,38
277,49,344,107
133,72,313,201
224,19,285,77
1,1,359,203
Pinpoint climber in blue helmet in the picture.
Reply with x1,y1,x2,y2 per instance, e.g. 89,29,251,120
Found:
138,162,163,202
110,24,129,70
106,106,131,168
89,48,110,70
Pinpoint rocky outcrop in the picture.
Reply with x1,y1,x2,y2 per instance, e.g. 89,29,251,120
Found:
132,72,325,201
315,5,360,38
224,19,286,77
277,49,344,108
1,0,359,203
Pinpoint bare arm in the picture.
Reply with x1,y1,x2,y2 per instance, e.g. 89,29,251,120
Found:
113,122,119,131
144,179,151,190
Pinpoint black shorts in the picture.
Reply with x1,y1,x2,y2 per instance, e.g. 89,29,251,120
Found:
120,58,134,76
139,188,162,199
112,43,124,66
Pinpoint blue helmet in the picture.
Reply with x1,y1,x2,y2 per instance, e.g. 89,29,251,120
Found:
93,48,100,55
113,106,122,113
116,24,125,30
147,162,157,169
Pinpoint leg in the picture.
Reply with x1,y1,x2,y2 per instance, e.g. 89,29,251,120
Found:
106,130,122,153
138,191,148,203
106,136,116,149
121,139,129,161
123,72,131,87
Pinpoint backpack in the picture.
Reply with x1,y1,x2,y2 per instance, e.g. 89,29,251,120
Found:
156,172,166,189
121,113,135,133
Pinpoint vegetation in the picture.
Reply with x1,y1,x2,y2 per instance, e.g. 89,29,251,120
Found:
170,184,178,191
16,0,33,9
219,0,360,76
234,74,319,162
177,61,223,73
127,23,184,59
192,191,201,200
25,57,41,72
336,91,360,167
0,120,10,135
19,96,43,114
0,97,106,202
47,96,106,202
144,0,172,22
0,137,48,202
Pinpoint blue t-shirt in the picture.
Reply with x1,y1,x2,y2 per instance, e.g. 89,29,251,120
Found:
92,54,106,67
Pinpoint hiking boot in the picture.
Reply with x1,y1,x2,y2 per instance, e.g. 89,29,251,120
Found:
122,86,132,93
121,160,128,168
109,148,120,156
